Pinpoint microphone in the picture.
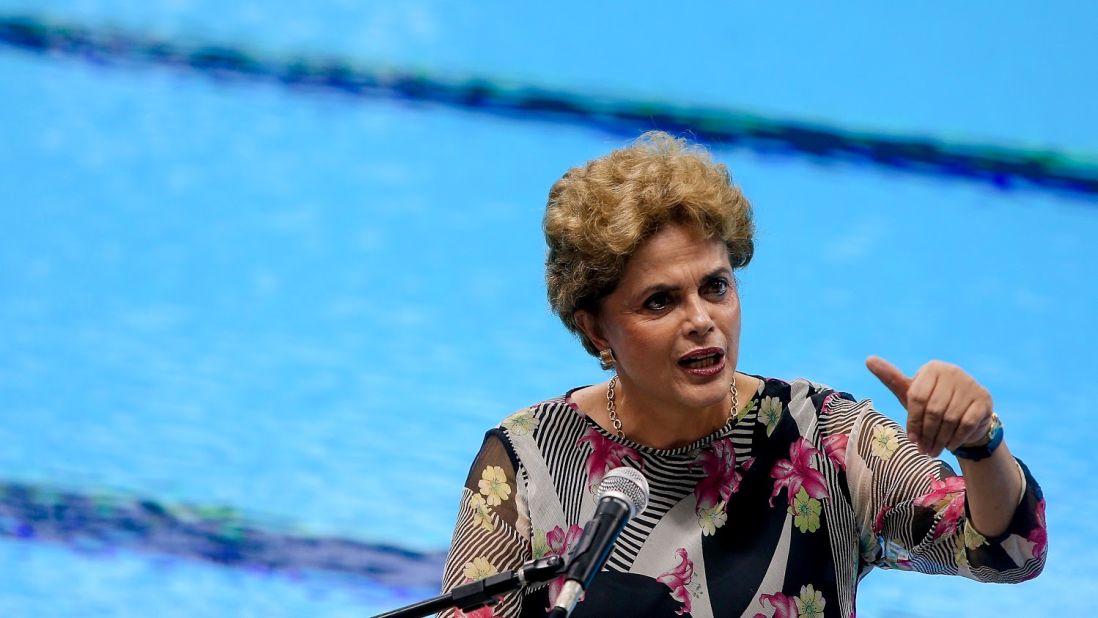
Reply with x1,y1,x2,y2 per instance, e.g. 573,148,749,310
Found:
549,467,650,617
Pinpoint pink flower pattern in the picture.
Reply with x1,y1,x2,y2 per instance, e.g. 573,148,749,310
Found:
693,438,747,514
913,475,966,540
577,427,644,490
872,504,890,535
455,605,501,618
1028,499,1047,559
822,433,848,470
752,591,799,618
546,524,584,557
544,524,584,609
769,438,830,507
656,548,695,616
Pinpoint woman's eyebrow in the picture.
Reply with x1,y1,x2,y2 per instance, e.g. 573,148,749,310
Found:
637,282,676,298
637,267,731,297
700,267,732,281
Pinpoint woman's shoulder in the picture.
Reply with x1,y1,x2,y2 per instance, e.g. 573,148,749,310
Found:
754,374,869,416
750,375,875,444
494,389,589,435
754,375,837,399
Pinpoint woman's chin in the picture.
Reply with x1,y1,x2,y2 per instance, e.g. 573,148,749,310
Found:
673,381,733,412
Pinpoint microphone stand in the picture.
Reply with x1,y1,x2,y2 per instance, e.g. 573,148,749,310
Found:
372,555,565,618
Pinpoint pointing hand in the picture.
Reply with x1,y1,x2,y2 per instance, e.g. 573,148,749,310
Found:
865,356,995,458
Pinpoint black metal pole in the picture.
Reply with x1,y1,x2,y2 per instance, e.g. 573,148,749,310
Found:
372,592,457,618
372,555,564,618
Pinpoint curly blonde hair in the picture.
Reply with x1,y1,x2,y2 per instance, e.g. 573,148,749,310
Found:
544,131,755,357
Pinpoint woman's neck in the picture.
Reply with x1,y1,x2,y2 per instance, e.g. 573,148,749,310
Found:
574,373,758,450
617,389,728,449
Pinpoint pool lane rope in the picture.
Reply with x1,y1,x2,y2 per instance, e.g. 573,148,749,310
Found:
0,479,446,588
2,15,1097,200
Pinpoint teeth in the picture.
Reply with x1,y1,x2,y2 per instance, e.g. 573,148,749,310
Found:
683,355,719,368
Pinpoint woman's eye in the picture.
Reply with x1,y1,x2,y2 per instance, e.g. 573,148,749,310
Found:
644,293,671,311
705,278,729,296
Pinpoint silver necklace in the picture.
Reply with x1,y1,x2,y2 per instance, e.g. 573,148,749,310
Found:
605,375,739,440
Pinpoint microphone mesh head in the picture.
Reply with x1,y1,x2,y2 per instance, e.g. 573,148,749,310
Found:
598,467,650,518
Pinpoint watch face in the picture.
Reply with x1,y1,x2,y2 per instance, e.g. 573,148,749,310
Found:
989,412,1002,430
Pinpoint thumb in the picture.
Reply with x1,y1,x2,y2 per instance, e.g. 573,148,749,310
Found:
865,355,912,407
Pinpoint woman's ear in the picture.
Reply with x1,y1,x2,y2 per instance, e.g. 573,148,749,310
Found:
574,309,610,351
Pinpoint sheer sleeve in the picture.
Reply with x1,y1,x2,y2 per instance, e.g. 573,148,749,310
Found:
439,429,531,618
826,394,1046,583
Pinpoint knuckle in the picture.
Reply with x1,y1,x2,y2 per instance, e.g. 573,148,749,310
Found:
946,405,966,421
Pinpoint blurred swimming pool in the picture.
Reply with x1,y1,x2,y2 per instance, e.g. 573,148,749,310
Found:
1,3,1096,616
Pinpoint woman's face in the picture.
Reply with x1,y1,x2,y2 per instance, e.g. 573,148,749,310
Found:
577,223,741,416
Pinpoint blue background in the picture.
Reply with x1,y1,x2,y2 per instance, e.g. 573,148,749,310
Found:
1,2,1095,615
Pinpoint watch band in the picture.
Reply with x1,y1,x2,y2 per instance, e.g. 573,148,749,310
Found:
951,413,1004,461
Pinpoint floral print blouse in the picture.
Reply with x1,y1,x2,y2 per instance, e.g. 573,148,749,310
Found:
440,377,1046,617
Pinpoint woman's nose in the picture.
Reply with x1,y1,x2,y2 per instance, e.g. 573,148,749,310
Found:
683,296,715,336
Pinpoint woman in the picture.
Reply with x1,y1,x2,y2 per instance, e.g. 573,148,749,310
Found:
440,132,1046,617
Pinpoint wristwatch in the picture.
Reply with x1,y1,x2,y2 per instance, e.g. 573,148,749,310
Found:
950,413,1003,461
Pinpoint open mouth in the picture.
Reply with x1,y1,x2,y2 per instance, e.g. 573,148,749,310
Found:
678,348,725,369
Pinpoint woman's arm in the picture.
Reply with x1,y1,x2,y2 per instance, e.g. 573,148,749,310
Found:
866,356,1022,536
955,441,1024,536
845,356,1046,582
439,431,530,618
